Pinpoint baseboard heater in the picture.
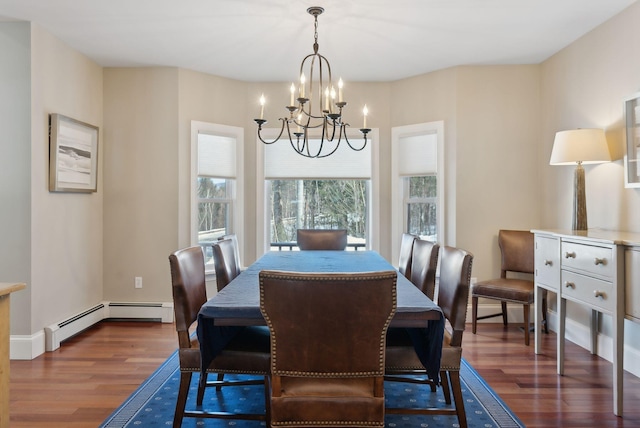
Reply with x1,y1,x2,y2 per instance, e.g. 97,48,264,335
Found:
44,303,107,351
44,301,173,351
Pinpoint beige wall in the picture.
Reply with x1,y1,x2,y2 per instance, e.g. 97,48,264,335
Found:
29,24,104,334
0,23,104,338
455,65,542,280
102,68,179,303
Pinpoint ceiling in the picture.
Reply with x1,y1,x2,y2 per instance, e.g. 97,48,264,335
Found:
0,0,636,82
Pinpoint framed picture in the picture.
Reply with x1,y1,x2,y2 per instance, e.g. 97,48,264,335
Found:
624,92,640,188
49,114,99,193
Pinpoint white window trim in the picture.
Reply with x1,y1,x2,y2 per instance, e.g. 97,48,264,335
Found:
190,121,244,262
391,121,445,267
256,128,379,256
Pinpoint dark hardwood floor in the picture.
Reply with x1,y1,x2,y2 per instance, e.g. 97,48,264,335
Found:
8,320,640,427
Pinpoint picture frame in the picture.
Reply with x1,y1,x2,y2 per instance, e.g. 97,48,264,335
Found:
624,92,640,188
49,113,99,193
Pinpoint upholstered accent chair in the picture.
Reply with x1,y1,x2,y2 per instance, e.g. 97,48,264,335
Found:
471,230,547,346
398,233,418,279
169,246,270,427
259,270,397,427
385,246,474,428
296,228,348,250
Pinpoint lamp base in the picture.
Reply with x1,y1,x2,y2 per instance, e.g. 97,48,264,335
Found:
573,163,587,230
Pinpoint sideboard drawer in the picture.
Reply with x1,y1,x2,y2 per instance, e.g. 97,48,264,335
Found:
535,235,559,289
561,241,613,279
561,270,615,313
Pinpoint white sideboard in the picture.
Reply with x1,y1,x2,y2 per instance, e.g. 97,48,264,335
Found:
532,229,640,417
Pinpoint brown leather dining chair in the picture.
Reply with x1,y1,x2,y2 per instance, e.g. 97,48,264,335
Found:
385,246,474,428
259,270,397,427
385,237,440,392
409,238,440,300
296,228,348,250
398,233,418,279
169,246,270,427
212,238,241,292
471,229,547,346
218,233,242,270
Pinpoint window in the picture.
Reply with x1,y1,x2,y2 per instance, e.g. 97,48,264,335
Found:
405,175,438,240
257,130,378,254
191,122,243,272
197,177,233,242
391,122,445,265
267,179,369,250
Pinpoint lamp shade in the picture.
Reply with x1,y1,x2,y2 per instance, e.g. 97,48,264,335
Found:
550,128,611,165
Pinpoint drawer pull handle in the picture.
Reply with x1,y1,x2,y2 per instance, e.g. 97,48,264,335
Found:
565,251,576,259
544,259,553,266
594,258,607,266
564,281,575,289
594,290,606,299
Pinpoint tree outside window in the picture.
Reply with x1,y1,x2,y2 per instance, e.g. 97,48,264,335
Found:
406,175,438,241
198,177,233,269
268,179,368,249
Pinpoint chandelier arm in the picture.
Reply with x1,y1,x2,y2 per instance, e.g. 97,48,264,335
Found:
255,118,288,145
343,128,369,151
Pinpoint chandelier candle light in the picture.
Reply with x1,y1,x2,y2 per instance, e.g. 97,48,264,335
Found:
254,6,371,158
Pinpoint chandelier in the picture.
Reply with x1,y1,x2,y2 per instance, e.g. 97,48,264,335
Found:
254,6,370,158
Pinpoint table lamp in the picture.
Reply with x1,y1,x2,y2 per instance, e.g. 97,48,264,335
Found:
550,129,611,230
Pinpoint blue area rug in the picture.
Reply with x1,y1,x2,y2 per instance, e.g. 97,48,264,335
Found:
101,351,524,427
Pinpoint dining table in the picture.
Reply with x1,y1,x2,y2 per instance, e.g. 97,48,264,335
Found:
196,250,445,380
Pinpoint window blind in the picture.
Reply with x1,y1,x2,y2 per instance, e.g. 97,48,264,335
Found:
398,133,437,176
264,137,371,179
198,133,236,178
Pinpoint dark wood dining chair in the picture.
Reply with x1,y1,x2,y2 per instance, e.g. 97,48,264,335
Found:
259,270,397,427
212,238,241,292
385,246,474,428
169,246,270,427
471,230,547,346
398,233,418,279
296,228,348,250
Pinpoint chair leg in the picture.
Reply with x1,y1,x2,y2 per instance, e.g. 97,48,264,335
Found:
197,372,208,405
501,301,508,326
263,375,271,423
472,296,478,334
449,370,468,428
542,290,549,334
174,371,192,428
215,373,224,391
440,370,451,404
523,304,530,346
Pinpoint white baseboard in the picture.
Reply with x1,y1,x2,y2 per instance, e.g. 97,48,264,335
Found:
10,301,174,360
9,330,45,360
